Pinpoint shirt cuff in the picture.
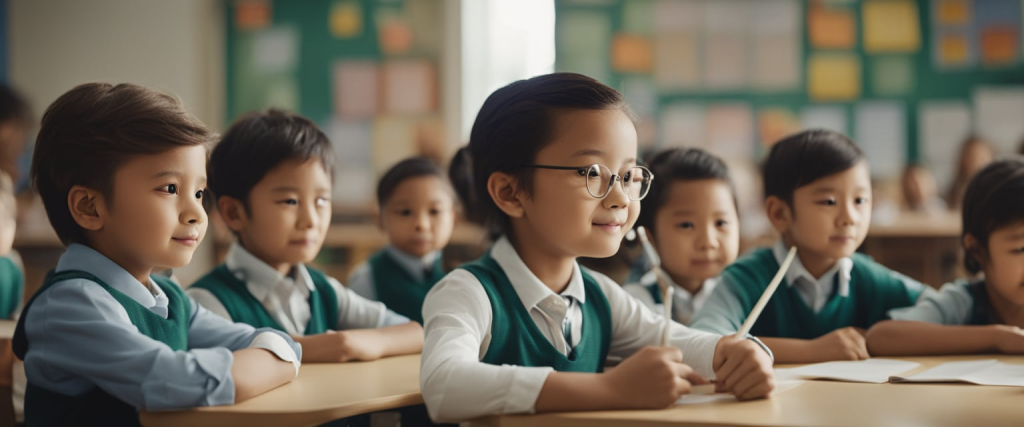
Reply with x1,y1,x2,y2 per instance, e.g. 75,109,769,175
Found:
505,366,555,414
190,347,236,407
744,334,774,362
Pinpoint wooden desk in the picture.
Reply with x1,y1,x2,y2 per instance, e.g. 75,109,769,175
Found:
139,354,422,427
477,355,1024,427
863,211,962,287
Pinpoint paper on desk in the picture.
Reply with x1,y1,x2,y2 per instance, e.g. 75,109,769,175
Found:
774,359,920,384
675,381,803,405
889,360,1024,387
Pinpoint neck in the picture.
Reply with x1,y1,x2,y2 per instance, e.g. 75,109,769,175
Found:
238,240,295,276
85,237,154,286
782,235,837,279
508,227,575,294
664,269,705,294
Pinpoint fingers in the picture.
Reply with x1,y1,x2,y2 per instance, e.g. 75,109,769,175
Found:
713,344,747,389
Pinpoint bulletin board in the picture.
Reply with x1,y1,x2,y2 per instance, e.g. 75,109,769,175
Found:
224,0,446,207
555,0,1024,187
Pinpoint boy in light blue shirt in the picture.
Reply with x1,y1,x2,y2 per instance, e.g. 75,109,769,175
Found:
13,83,302,426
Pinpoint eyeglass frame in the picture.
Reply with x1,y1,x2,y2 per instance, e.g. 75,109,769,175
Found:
519,163,655,200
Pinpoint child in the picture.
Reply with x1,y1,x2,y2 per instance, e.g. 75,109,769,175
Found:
623,148,739,325
13,83,302,426
347,157,456,324
691,129,929,364
946,136,995,211
188,110,423,363
867,158,1024,355
420,73,775,423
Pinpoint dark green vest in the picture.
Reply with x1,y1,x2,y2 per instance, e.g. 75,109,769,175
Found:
0,256,23,319
722,248,918,339
461,254,611,372
13,270,190,427
965,280,1000,326
369,249,445,324
190,264,339,334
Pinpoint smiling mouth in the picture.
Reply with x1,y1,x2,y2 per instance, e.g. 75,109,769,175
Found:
172,236,200,246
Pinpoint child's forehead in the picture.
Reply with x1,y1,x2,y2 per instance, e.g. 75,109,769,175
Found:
797,163,871,193
387,175,455,202
116,145,208,178
661,179,735,211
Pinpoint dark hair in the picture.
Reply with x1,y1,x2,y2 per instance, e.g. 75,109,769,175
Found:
763,129,865,205
1017,137,1024,156
449,73,631,238
0,84,32,127
31,83,212,246
208,109,334,210
961,157,1024,274
636,147,736,231
377,156,447,208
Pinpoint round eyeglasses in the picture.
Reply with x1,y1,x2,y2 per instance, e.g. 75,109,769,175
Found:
522,163,654,200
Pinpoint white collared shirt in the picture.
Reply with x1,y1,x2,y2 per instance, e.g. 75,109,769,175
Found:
347,246,441,301
623,272,719,325
187,242,410,335
419,236,722,423
772,241,852,313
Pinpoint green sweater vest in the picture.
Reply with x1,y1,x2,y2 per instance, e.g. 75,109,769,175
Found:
0,257,23,319
13,270,189,427
461,254,611,372
368,249,445,324
190,264,339,335
723,248,918,339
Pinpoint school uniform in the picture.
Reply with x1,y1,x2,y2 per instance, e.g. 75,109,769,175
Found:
691,241,930,338
188,242,410,336
11,244,300,426
888,279,1000,325
347,247,445,324
623,272,718,326
419,236,770,423
0,256,23,320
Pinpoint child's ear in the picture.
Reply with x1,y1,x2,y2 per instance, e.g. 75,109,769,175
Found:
487,172,525,219
67,185,105,232
963,233,986,271
764,195,793,234
217,196,249,233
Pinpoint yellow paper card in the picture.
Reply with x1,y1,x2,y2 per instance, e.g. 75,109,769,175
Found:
863,0,921,53
808,53,860,101
330,1,362,39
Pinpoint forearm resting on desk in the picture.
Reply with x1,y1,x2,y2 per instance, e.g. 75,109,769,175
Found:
866,321,1011,356
231,348,296,403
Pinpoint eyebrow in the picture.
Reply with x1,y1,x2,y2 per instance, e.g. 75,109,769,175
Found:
151,171,181,179
672,209,733,216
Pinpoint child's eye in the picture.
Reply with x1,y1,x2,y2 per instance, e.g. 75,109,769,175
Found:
678,222,695,229
716,220,729,228
855,197,870,204
195,189,204,199
399,209,412,216
279,198,299,206
817,198,837,206
316,197,330,207
160,184,178,194
430,208,440,215
1011,247,1024,254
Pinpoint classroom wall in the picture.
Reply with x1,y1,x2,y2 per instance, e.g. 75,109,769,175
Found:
8,0,226,284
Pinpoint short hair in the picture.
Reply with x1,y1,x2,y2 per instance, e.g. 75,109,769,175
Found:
449,73,631,238
763,129,865,205
961,157,1024,274
636,147,736,232
31,83,212,246
0,84,32,127
208,109,334,210
377,157,447,208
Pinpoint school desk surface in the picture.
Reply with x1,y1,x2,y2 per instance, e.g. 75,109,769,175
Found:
139,354,422,427
473,355,1024,427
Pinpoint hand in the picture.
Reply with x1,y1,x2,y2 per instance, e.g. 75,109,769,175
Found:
602,346,708,409
332,329,385,362
811,327,869,361
995,325,1024,354
713,335,775,400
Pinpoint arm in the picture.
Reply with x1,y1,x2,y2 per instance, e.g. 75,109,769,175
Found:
294,321,423,363
760,327,869,364
230,348,297,402
866,321,1012,356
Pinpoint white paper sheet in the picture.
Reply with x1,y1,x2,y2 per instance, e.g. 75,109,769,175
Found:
774,359,920,384
890,360,1024,387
